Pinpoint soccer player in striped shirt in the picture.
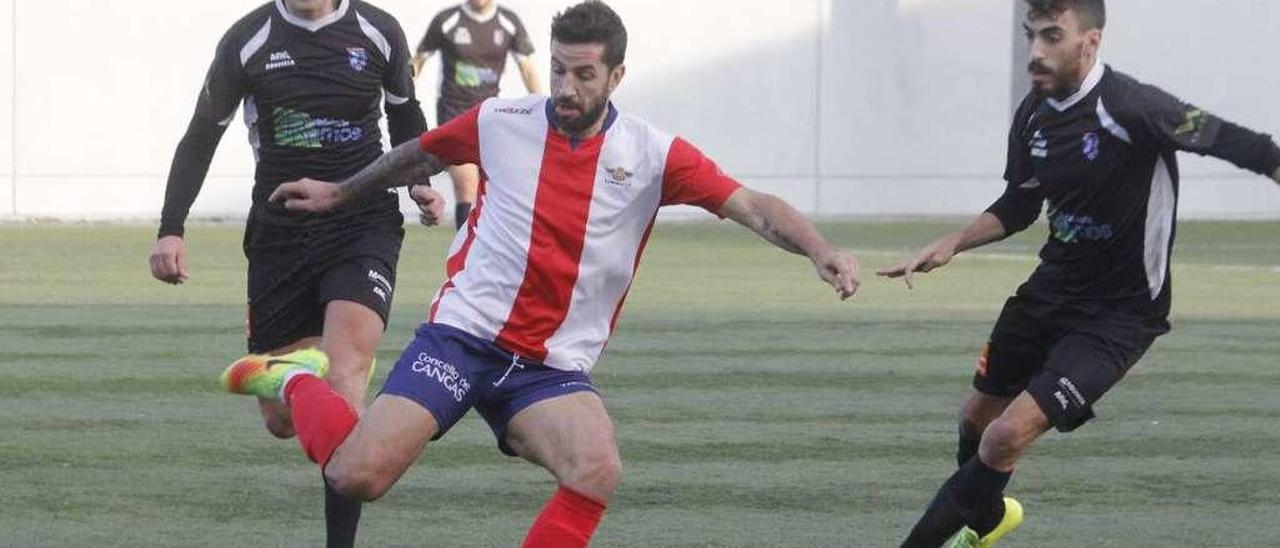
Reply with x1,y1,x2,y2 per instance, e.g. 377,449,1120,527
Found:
220,1,861,546
879,1,1280,546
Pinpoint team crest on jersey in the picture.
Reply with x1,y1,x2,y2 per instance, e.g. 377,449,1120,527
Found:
493,29,506,46
605,167,634,187
1030,130,1048,158
347,47,368,72
454,27,472,45
1082,131,1100,162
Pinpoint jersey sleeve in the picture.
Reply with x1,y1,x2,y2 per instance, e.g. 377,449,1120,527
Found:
419,105,481,166
158,28,246,238
504,10,536,58
1126,83,1280,176
378,14,428,146
416,12,447,55
985,95,1044,234
660,138,742,215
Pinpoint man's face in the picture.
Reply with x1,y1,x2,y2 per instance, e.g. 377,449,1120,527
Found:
467,0,494,12
1023,8,1100,97
549,40,624,135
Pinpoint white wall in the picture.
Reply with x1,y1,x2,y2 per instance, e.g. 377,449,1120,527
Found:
0,0,1277,222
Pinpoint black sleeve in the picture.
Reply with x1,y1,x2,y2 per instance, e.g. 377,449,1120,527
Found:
505,10,535,57
985,94,1044,235
379,15,428,147
1129,83,1280,176
158,30,245,238
416,11,447,55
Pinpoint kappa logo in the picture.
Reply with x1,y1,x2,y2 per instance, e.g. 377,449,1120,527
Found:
347,47,368,72
605,166,634,187
265,50,295,71
453,27,472,45
1053,390,1070,410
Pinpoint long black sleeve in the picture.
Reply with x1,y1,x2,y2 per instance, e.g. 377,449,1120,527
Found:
157,28,245,238
159,118,229,237
1127,82,1280,176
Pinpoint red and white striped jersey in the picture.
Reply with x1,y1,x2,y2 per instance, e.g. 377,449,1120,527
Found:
418,95,741,372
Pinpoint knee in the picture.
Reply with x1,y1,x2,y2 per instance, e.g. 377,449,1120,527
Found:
563,450,623,501
324,463,393,503
979,417,1032,465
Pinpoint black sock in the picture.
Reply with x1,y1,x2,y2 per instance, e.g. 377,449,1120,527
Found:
901,457,1012,547
455,202,472,230
953,458,1011,536
325,480,363,548
901,469,966,548
956,428,981,468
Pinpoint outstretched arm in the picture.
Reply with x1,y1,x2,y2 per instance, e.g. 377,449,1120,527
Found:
876,212,1009,289
271,139,445,211
718,188,860,300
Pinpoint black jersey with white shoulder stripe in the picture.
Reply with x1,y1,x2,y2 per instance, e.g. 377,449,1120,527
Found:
988,63,1280,322
159,0,427,237
416,4,535,115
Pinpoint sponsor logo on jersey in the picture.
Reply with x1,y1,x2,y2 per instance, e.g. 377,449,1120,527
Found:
604,166,634,187
1030,130,1048,158
347,47,368,72
410,352,471,402
265,50,295,71
1174,108,1208,144
494,106,534,115
1082,131,1100,162
273,107,365,148
453,27,472,45
454,61,499,87
1047,207,1115,243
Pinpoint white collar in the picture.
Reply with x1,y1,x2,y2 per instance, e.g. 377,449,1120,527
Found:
1046,59,1105,112
275,0,349,32
460,2,498,23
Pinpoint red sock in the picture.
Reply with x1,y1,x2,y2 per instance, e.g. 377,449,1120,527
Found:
521,486,607,548
284,374,358,467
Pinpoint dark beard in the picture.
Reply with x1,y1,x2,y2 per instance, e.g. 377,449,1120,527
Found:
555,99,608,135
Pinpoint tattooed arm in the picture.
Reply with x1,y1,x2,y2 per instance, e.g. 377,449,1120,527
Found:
719,188,861,300
270,139,445,212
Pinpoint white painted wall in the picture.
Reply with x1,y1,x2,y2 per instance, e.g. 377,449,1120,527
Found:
0,0,1277,222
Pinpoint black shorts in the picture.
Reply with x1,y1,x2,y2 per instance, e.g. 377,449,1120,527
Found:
243,215,404,353
974,295,1166,432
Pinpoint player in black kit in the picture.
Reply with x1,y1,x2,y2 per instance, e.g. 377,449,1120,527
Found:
146,1,444,546
878,1,1280,546
412,0,541,229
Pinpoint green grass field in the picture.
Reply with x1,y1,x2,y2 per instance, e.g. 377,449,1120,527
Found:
1,220,1278,547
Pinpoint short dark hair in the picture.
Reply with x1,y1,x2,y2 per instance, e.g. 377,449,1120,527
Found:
551,0,628,68
1024,0,1106,30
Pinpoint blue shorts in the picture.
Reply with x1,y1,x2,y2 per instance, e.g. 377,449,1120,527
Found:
381,323,598,455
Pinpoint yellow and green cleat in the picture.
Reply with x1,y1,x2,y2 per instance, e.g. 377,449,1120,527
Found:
944,497,1024,548
220,348,329,400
